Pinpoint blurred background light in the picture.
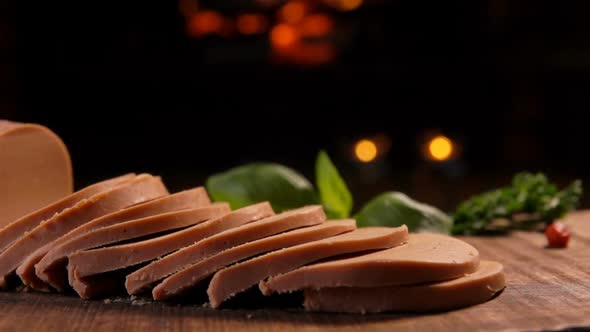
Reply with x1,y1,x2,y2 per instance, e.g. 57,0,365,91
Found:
237,14,268,35
339,0,363,11
355,139,378,163
428,135,454,161
187,10,224,37
279,1,307,24
300,14,333,37
270,24,299,49
181,0,340,65
325,0,363,11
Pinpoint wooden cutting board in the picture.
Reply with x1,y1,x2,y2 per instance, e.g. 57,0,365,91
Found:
0,212,588,332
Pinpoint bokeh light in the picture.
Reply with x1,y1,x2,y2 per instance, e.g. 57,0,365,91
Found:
187,10,224,37
278,1,307,24
327,0,363,11
270,24,299,49
300,14,333,37
354,139,378,163
236,14,268,35
428,135,454,161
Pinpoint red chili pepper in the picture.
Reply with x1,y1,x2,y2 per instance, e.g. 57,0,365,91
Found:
545,222,571,248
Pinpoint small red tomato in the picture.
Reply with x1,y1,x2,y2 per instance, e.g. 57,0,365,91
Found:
545,222,571,248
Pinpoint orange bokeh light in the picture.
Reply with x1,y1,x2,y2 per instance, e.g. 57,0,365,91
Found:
187,10,224,37
427,135,454,161
337,0,363,11
300,14,333,37
270,24,299,48
278,1,307,24
354,139,378,163
236,14,268,35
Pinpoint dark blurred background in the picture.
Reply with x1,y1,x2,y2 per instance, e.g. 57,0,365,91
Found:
2,0,590,212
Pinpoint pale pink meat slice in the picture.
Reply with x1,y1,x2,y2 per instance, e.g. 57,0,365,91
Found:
67,203,231,298
127,205,326,295
260,233,480,295
34,187,211,291
152,219,356,301
0,120,74,228
303,261,506,313
0,173,134,253
16,175,171,290
207,226,408,308
63,202,272,292
0,174,167,287
66,203,231,280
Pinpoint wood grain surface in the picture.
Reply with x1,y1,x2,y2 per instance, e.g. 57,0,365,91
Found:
0,212,589,332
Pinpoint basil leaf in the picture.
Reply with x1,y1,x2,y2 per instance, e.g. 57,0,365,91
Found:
206,163,319,212
315,150,353,219
355,192,453,234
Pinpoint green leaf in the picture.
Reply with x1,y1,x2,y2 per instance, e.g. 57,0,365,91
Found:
315,150,353,219
355,192,453,234
206,163,319,212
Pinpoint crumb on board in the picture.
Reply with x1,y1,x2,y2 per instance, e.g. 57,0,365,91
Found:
131,298,152,306
102,297,129,304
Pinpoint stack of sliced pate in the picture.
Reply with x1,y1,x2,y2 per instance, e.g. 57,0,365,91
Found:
0,120,505,313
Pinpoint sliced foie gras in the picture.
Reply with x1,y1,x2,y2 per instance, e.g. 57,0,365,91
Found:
128,205,326,295
260,233,480,295
63,202,273,293
0,174,167,288
303,260,506,313
0,173,135,253
34,188,212,291
0,120,73,229
152,219,356,301
68,203,230,298
207,226,408,308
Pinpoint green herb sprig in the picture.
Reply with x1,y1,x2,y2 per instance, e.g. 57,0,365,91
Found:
451,172,582,235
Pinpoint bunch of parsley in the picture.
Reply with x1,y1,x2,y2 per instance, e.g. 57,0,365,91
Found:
451,173,582,235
